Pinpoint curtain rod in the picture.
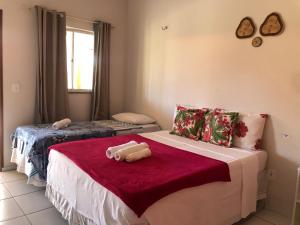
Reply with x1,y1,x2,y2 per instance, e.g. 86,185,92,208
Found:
28,7,115,28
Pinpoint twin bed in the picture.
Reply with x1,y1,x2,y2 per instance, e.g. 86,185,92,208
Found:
10,113,268,225
11,120,160,186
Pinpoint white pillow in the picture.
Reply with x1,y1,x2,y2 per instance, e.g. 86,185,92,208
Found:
112,113,156,125
233,113,268,150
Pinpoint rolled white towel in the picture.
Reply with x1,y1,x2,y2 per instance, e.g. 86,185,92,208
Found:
106,141,137,159
114,142,149,161
52,118,72,130
125,148,152,163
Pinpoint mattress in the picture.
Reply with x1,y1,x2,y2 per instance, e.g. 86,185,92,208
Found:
46,130,268,225
94,120,161,135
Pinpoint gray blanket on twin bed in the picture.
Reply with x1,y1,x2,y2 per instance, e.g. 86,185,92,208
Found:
11,121,115,181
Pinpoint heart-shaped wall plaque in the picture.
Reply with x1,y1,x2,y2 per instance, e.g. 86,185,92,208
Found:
260,12,284,36
236,17,256,39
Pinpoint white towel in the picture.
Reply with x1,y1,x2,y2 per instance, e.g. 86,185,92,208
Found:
52,118,72,130
106,141,137,159
125,148,152,163
114,142,149,161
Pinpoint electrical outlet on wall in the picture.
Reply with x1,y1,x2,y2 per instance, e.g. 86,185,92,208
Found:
267,169,277,181
281,133,290,139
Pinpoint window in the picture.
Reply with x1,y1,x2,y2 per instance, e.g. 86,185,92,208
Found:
66,28,94,91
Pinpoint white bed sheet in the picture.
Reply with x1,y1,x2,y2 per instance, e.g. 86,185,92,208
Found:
46,131,267,225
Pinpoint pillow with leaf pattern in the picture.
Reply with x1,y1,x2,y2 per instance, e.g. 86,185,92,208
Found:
170,106,208,140
201,109,239,147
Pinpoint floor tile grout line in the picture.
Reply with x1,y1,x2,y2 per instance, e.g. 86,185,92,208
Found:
0,196,13,201
0,214,26,223
3,180,45,198
10,188,45,198
0,183,12,198
1,179,49,224
13,189,53,215
2,182,13,197
0,172,55,224
25,206,54,216
0,199,53,224
0,183,13,199
12,193,27,218
25,206,56,225
12,193,55,224
0,171,68,224
0,196,25,222
25,214,33,225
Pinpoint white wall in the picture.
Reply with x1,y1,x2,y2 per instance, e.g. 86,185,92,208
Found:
0,0,127,168
126,0,300,218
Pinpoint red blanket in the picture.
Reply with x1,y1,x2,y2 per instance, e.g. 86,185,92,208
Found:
49,134,231,217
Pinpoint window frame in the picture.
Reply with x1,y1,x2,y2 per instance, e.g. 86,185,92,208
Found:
66,27,94,93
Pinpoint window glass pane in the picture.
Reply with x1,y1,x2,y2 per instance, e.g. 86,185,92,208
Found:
73,32,94,90
66,31,73,89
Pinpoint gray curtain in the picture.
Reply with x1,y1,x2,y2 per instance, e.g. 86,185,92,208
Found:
91,21,111,120
35,6,69,123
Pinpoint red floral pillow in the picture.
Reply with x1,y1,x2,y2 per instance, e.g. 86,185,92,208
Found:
201,109,239,147
233,114,268,150
170,106,208,140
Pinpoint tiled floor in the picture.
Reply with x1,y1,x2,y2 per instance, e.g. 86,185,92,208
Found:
0,170,67,225
0,170,290,225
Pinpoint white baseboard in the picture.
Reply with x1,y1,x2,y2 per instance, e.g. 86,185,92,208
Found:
2,164,17,172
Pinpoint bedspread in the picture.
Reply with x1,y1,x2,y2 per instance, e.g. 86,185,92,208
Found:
11,121,114,180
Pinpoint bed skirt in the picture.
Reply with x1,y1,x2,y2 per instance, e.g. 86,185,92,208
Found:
11,148,46,187
46,185,97,225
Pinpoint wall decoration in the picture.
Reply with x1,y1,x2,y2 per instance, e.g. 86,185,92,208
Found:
260,12,284,36
161,25,168,31
236,17,256,39
252,37,263,47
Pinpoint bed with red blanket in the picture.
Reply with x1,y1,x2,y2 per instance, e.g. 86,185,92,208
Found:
46,130,267,225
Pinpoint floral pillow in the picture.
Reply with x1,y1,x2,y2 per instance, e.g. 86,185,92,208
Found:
201,109,239,147
170,106,208,140
233,114,268,150
172,105,209,119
